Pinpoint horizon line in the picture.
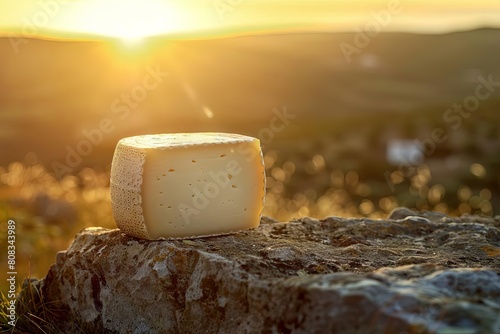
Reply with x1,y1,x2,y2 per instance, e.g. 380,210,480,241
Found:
1,25,499,43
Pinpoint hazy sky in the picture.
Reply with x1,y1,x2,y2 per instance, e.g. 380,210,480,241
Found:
0,0,499,40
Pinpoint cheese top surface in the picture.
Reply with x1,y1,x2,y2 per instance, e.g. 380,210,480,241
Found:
119,133,258,149
110,133,265,240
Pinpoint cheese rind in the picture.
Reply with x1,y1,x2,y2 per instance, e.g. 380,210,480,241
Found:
110,143,149,239
110,133,265,240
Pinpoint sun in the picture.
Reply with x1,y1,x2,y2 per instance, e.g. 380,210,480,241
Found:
65,0,186,42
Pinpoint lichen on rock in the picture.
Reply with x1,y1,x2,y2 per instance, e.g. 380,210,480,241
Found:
16,209,500,333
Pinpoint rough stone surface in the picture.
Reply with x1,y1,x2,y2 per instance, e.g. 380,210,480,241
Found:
23,209,500,333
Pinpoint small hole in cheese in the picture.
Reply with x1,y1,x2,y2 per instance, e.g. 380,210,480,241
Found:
232,184,238,189
168,169,175,172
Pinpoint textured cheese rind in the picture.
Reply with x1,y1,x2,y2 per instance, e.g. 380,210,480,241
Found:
110,142,150,239
110,133,265,240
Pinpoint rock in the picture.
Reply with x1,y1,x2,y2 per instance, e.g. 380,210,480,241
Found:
387,207,449,221
15,211,500,333
387,207,418,220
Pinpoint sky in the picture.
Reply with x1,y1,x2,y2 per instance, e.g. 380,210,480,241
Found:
0,0,499,41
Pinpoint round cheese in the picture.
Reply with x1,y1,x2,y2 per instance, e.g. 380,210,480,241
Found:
110,133,266,239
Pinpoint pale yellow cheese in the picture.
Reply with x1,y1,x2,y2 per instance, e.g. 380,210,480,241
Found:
110,133,266,239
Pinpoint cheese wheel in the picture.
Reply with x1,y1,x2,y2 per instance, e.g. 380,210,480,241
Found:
110,133,266,240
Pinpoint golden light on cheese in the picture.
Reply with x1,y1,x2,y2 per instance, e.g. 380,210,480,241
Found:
110,133,265,239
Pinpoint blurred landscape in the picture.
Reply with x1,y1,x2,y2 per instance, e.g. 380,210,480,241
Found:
1,28,500,283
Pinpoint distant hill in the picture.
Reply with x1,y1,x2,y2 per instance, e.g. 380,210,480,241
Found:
1,28,500,166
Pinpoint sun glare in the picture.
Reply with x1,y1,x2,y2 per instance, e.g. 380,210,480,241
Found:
119,36,145,48
66,0,186,42
2,0,499,42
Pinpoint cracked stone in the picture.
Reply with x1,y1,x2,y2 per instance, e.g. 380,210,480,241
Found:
17,210,500,333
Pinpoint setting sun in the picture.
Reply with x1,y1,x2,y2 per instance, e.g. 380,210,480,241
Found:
0,0,216,41
62,0,185,42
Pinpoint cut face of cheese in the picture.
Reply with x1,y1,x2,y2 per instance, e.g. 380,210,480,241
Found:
110,133,266,239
